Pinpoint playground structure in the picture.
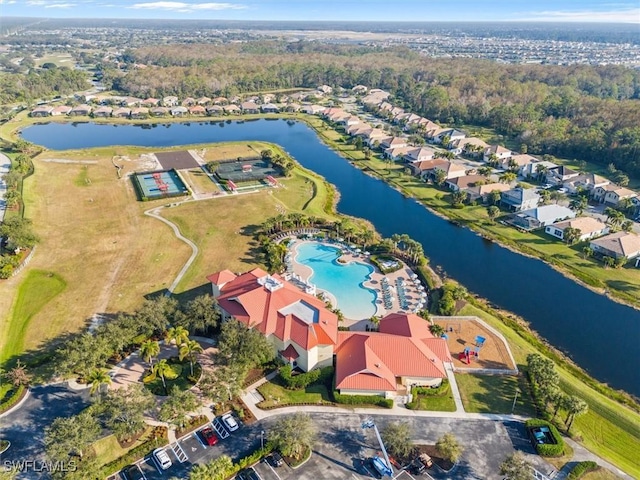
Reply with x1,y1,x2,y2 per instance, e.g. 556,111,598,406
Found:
433,316,517,372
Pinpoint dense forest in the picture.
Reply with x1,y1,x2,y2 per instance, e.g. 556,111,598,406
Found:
0,66,88,104
110,42,640,179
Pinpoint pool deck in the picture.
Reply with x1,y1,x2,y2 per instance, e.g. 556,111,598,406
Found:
288,239,428,330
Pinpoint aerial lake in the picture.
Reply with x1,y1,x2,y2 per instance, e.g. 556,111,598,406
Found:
21,119,640,396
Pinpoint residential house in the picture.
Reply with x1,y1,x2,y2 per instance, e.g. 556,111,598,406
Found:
69,104,92,116
364,129,389,147
433,128,465,146
150,107,169,116
51,105,72,116
189,105,206,116
545,217,609,242
352,85,368,94
407,159,448,177
92,106,113,118
301,104,326,115
142,98,160,107
347,124,372,137
520,160,558,179
318,85,333,94
334,313,451,397
130,107,149,119
445,174,486,192
196,96,211,105
546,165,580,185
466,183,511,203
433,161,467,182
208,268,338,372
590,231,640,261
283,103,300,113
323,108,349,123
261,94,275,104
362,90,390,106
212,96,228,105
380,137,408,150
592,184,638,207
501,154,537,172
384,146,414,161
121,97,142,107
30,105,53,117
509,205,576,231
112,107,131,118
170,106,188,117
261,103,279,113
451,137,488,157
483,145,512,163
240,101,259,114
182,97,196,107
338,115,361,127
500,188,541,212
563,173,609,195
223,104,241,114
162,96,179,107
206,105,224,116
404,146,439,163
425,126,449,143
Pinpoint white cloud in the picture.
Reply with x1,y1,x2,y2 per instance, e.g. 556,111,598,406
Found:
45,2,75,7
128,1,247,12
518,8,640,23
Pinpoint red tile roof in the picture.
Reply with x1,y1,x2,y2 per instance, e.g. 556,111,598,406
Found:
335,326,449,391
211,268,338,350
378,313,434,338
279,344,300,360
206,269,237,286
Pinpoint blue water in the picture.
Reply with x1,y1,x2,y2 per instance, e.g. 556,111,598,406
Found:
295,242,376,320
20,119,640,396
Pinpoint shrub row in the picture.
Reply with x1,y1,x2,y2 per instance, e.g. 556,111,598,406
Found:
567,461,598,479
413,379,449,396
525,419,565,457
101,426,168,478
0,385,26,414
333,391,393,408
278,365,333,390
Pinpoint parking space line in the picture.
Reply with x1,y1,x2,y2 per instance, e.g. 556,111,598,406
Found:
171,441,188,463
133,462,148,480
193,431,207,448
145,454,162,474
212,418,229,439
265,462,282,480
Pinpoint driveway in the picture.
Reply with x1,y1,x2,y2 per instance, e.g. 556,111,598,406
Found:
0,383,90,479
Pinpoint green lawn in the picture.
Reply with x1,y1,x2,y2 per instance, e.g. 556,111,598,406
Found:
409,386,457,412
256,378,333,408
143,358,201,396
91,430,150,466
455,373,536,416
458,303,640,478
0,269,66,365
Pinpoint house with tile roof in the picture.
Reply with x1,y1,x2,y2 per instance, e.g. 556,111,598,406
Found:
509,205,576,231
208,268,339,372
445,174,487,192
546,165,580,185
466,182,512,204
407,159,448,177
500,187,541,212
545,217,609,243
483,145,512,163
562,173,609,195
404,146,439,163
592,184,638,207
590,231,640,262
335,313,451,396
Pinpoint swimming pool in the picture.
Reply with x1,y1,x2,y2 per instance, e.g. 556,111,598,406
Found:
294,242,376,320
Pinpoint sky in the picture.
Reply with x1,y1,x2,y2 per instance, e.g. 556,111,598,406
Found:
1,0,640,23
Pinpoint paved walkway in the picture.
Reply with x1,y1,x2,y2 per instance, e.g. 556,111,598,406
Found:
144,206,199,295
0,151,11,222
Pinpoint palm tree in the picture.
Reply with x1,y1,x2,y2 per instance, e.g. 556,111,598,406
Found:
499,171,517,184
535,163,549,181
152,359,172,395
140,339,160,366
361,230,375,251
165,325,189,347
564,396,589,432
569,196,588,215
179,339,203,376
604,207,625,229
86,368,111,397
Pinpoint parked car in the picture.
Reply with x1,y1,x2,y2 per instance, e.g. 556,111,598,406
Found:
265,451,284,467
222,413,239,432
152,448,172,470
121,465,144,480
199,426,219,446
236,467,260,480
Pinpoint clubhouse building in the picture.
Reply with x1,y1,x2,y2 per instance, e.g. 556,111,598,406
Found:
207,268,452,397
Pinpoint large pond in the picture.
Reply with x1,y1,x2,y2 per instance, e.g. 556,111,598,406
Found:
21,119,640,396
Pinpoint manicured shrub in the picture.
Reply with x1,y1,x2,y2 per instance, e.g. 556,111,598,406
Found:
525,419,565,457
413,379,449,396
333,391,393,408
568,461,598,479
278,365,333,390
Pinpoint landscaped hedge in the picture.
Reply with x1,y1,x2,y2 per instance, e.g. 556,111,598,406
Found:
0,385,26,414
333,391,393,408
567,461,598,479
370,255,403,274
279,365,333,390
525,419,565,457
413,379,449,396
101,426,168,478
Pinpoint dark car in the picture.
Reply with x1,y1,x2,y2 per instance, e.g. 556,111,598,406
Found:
236,467,260,480
121,464,144,480
265,451,284,467
199,426,219,446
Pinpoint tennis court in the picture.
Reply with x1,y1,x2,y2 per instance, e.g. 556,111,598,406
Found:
132,170,190,200
214,158,282,183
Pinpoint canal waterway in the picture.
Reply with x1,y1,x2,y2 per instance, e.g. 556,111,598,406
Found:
21,119,640,396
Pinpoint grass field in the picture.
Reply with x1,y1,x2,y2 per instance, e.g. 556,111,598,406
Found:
458,303,640,478
454,373,537,416
0,270,66,365
409,387,457,412
257,379,332,408
181,168,221,194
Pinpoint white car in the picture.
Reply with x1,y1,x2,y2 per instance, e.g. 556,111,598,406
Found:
153,448,172,470
222,413,239,432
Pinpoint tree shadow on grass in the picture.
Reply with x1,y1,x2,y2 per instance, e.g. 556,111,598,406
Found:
606,279,640,294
